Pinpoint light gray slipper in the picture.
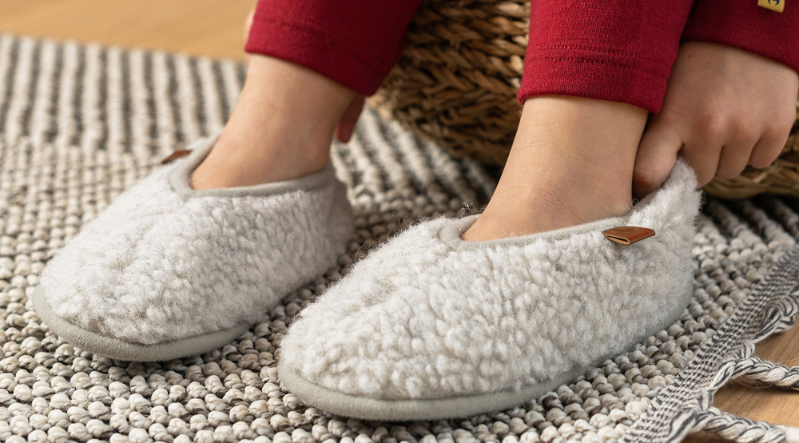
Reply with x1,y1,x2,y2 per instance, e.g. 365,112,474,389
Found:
32,134,354,361
278,160,701,421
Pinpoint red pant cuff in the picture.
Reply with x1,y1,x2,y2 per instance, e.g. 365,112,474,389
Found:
518,50,671,114
245,16,397,96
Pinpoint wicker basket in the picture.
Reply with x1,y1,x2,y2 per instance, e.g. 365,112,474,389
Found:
370,0,799,199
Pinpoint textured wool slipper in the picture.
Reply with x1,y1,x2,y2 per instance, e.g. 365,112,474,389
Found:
279,160,701,421
32,135,354,361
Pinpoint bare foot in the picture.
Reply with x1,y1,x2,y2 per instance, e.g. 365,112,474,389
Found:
462,96,648,241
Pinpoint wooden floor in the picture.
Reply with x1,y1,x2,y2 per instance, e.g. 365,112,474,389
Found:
691,329,799,443
0,0,255,60
0,1,797,440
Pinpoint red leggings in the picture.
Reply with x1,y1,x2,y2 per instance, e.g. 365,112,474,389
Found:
245,0,798,115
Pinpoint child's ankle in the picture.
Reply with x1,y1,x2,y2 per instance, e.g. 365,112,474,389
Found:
191,55,354,189
462,96,646,241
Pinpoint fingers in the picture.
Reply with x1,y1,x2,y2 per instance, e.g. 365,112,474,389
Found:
674,119,787,186
675,107,753,186
635,112,792,195
716,141,756,179
632,42,798,195
749,121,793,169
715,117,759,179
335,95,365,143
679,141,723,188
633,117,683,198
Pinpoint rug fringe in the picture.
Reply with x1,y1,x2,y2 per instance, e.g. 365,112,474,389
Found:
624,247,799,443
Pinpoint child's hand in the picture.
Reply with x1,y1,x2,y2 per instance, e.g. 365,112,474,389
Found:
334,95,365,143
633,42,798,197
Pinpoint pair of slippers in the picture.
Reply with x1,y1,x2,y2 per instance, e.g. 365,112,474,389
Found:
32,135,701,421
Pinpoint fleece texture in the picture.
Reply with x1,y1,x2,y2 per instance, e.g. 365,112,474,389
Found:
36,135,354,347
280,160,700,401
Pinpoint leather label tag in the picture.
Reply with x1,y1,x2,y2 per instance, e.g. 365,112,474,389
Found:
758,0,784,12
161,149,193,164
602,226,655,245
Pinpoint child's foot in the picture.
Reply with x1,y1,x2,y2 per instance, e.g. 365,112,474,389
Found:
32,135,354,361
462,97,649,241
276,96,702,420
278,155,700,420
31,55,361,361
190,55,356,189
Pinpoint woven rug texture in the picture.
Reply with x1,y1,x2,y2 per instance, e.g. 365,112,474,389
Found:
0,34,798,443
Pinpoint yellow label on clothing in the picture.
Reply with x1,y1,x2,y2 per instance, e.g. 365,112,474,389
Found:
758,0,785,13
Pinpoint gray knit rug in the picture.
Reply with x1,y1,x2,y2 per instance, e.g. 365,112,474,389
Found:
0,33,798,443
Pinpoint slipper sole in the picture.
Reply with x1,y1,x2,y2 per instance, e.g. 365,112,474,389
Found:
278,360,589,421
31,287,249,361
278,285,693,421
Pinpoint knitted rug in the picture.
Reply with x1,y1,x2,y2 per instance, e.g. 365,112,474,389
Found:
0,33,798,443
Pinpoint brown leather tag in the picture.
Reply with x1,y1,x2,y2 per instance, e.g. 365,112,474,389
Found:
602,226,655,245
161,149,193,164
758,0,784,12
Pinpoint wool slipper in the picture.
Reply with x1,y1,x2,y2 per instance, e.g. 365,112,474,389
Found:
278,160,701,421
32,134,354,361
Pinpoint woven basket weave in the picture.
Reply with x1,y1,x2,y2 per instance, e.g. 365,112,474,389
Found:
370,0,799,199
